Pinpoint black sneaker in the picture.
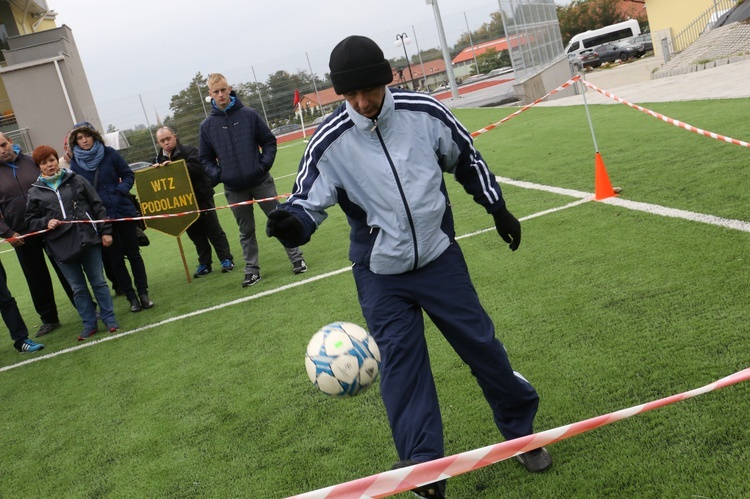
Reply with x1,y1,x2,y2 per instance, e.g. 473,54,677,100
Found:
391,460,445,499
194,264,212,278
130,298,142,313
242,274,261,287
292,259,307,274
516,447,552,473
139,294,155,309
35,322,61,338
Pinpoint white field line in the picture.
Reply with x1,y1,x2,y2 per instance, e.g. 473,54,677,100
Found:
497,176,750,233
0,267,353,373
2,177,748,372
0,197,586,373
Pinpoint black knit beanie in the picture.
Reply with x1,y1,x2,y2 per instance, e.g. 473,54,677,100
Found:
329,36,393,95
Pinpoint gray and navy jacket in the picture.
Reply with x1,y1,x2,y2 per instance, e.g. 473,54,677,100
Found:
278,87,507,275
198,92,277,191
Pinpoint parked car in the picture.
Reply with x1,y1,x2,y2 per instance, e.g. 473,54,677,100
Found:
129,161,152,171
487,66,513,77
311,113,331,126
271,123,302,136
463,74,486,84
570,49,599,71
627,33,653,56
590,41,641,65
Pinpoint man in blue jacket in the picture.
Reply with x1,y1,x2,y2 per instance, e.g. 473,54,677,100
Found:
267,36,551,497
155,126,234,279
199,73,306,288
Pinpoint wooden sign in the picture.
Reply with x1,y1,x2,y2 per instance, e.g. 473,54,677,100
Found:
134,160,199,237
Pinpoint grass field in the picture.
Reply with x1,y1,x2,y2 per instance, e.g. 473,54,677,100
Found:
1,97,748,498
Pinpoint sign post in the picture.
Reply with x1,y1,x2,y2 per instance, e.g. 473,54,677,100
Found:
134,160,199,283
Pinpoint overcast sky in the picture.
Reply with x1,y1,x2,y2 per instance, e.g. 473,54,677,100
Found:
53,0,571,129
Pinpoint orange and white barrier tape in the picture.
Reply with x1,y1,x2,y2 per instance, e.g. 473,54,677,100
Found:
471,76,581,138
289,367,750,499
0,194,289,246
581,80,750,148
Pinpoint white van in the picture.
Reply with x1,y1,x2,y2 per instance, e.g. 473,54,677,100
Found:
564,19,641,57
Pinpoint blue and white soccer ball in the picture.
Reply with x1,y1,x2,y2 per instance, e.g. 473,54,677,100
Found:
305,322,381,397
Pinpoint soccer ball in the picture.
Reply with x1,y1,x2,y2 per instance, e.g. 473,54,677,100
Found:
305,322,381,397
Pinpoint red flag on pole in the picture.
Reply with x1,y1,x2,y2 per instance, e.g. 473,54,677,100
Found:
292,89,301,109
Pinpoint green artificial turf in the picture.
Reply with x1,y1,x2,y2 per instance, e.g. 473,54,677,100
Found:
1,98,748,498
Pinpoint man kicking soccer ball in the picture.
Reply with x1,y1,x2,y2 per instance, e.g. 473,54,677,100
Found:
267,35,551,498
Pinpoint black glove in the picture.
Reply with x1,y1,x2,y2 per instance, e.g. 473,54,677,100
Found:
266,209,305,246
492,205,521,251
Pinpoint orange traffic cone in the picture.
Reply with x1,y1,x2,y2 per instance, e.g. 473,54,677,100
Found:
594,152,616,201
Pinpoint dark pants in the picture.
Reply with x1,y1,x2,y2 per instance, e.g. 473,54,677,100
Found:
187,198,233,266
225,173,303,275
0,259,29,349
14,234,75,324
104,220,149,301
353,242,539,463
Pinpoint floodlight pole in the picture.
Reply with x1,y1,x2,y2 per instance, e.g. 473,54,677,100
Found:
412,25,428,91
251,66,270,125
464,12,481,76
395,33,415,90
426,0,460,99
138,94,158,156
306,52,324,117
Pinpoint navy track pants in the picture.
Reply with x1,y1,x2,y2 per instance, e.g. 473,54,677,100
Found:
353,242,539,463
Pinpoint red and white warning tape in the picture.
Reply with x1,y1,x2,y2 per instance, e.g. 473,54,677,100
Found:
580,79,750,148
7,78,746,250
289,367,750,499
470,76,582,138
0,194,288,246
470,75,750,150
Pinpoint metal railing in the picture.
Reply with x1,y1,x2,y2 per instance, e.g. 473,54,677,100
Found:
666,0,736,60
4,127,33,152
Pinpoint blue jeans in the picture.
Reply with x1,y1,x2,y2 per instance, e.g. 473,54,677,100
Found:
58,245,117,331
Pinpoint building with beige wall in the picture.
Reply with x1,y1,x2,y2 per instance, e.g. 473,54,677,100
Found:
0,0,101,152
644,0,737,60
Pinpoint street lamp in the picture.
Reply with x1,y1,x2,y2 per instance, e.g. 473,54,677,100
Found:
395,33,415,90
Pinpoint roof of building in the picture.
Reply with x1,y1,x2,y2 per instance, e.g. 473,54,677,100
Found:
452,38,510,64
299,58,451,107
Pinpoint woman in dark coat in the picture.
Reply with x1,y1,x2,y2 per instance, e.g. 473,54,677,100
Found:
26,145,119,340
68,122,154,313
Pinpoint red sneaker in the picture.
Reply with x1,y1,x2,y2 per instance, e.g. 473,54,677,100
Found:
77,328,98,341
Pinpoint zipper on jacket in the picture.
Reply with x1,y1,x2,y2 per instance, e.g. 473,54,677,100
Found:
37,183,69,220
373,124,420,271
85,212,99,235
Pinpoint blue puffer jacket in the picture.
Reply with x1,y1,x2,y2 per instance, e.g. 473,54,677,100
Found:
198,92,277,191
70,145,137,219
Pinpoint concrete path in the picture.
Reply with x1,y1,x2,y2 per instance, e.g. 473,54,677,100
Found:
540,55,750,106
